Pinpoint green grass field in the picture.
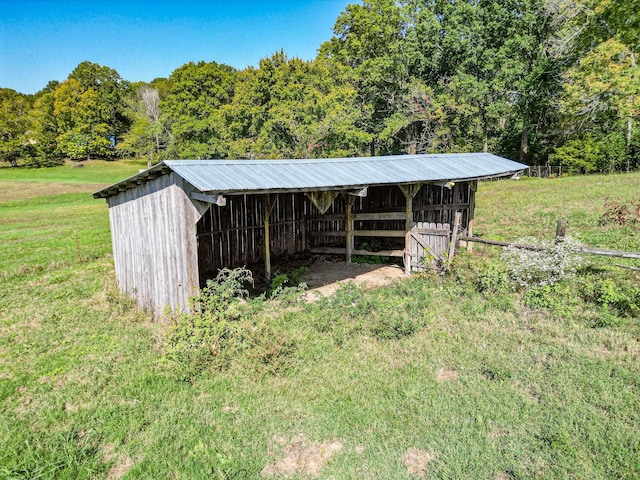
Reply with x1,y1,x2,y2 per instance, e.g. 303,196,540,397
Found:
0,162,638,479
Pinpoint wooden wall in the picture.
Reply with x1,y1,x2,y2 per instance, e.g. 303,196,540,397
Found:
107,173,207,317
197,193,309,284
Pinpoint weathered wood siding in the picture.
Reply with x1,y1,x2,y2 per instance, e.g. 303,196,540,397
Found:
107,173,207,317
412,182,472,227
197,193,307,283
195,182,475,282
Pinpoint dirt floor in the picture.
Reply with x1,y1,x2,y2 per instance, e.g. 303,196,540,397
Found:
300,258,406,301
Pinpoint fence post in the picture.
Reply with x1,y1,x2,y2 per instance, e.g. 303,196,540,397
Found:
555,218,567,244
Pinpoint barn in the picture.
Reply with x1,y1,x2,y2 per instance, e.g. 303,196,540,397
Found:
94,153,526,317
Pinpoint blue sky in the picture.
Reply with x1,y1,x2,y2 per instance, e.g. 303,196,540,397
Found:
0,0,349,94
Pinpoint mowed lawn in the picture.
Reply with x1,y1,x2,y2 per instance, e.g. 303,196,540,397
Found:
0,162,638,479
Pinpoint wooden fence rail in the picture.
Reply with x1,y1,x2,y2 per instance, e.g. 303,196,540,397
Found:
457,218,640,260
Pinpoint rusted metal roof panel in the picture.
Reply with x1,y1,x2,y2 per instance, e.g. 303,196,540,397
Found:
94,153,526,198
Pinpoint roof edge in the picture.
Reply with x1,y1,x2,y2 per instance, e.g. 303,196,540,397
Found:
93,162,172,199
93,154,527,199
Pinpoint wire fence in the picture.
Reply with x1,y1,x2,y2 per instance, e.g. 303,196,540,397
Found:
521,165,565,178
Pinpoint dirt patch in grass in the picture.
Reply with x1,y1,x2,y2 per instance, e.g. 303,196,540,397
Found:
403,448,436,476
221,404,239,413
103,443,134,480
261,433,343,478
301,259,405,301
436,368,459,382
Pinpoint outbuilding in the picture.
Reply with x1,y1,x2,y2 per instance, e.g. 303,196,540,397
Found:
94,153,525,317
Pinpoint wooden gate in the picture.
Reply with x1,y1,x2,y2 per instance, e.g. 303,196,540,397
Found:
409,222,451,272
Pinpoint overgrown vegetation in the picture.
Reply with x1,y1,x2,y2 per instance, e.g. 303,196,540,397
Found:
1,166,639,478
500,236,584,288
601,197,640,229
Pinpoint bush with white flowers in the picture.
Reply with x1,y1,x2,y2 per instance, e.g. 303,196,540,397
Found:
500,236,583,289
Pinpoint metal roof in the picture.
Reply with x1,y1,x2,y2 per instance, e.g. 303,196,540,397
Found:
93,153,526,198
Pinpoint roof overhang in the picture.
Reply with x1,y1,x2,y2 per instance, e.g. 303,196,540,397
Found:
93,153,527,199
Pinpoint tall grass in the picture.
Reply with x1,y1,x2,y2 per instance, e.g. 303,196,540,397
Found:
0,166,638,479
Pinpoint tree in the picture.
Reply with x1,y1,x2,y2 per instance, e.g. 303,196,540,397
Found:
0,88,33,166
223,52,370,159
30,87,62,166
162,61,237,159
53,79,111,160
119,85,169,167
551,0,640,172
68,61,131,138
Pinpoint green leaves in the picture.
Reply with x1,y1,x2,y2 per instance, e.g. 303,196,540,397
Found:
161,61,237,159
0,88,33,166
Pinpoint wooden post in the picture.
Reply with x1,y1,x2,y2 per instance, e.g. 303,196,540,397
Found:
446,211,462,270
263,194,276,280
555,218,567,244
345,195,355,263
399,184,421,275
466,180,477,251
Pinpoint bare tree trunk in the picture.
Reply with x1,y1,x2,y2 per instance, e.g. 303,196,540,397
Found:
626,51,636,173
519,119,529,163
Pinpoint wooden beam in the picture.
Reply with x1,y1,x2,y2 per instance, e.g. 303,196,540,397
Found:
344,195,355,263
352,230,405,238
459,235,640,259
190,192,226,206
264,194,277,280
308,211,405,221
306,190,339,214
555,218,567,242
346,187,368,197
446,211,462,271
466,180,477,251
398,183,421,275
353,212,405,221
308,247,404,257
458,236,546,251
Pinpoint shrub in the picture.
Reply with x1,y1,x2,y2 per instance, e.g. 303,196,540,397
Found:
268,266,308,299
474,258,510,294
500,237,583,289
580,276,640,318
600,197,640,229
164,268,254,378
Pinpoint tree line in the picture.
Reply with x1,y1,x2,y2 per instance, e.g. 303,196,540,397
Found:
1,0,638,173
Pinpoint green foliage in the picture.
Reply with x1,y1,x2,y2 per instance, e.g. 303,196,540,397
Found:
162,61,237,159
473,258,511,294
4,0,640,169
268,266,308,297
164,267,254,377
521,283,576,315
0,88,34,167
68,61,131,136
164,267,302,379
580,275,640,319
